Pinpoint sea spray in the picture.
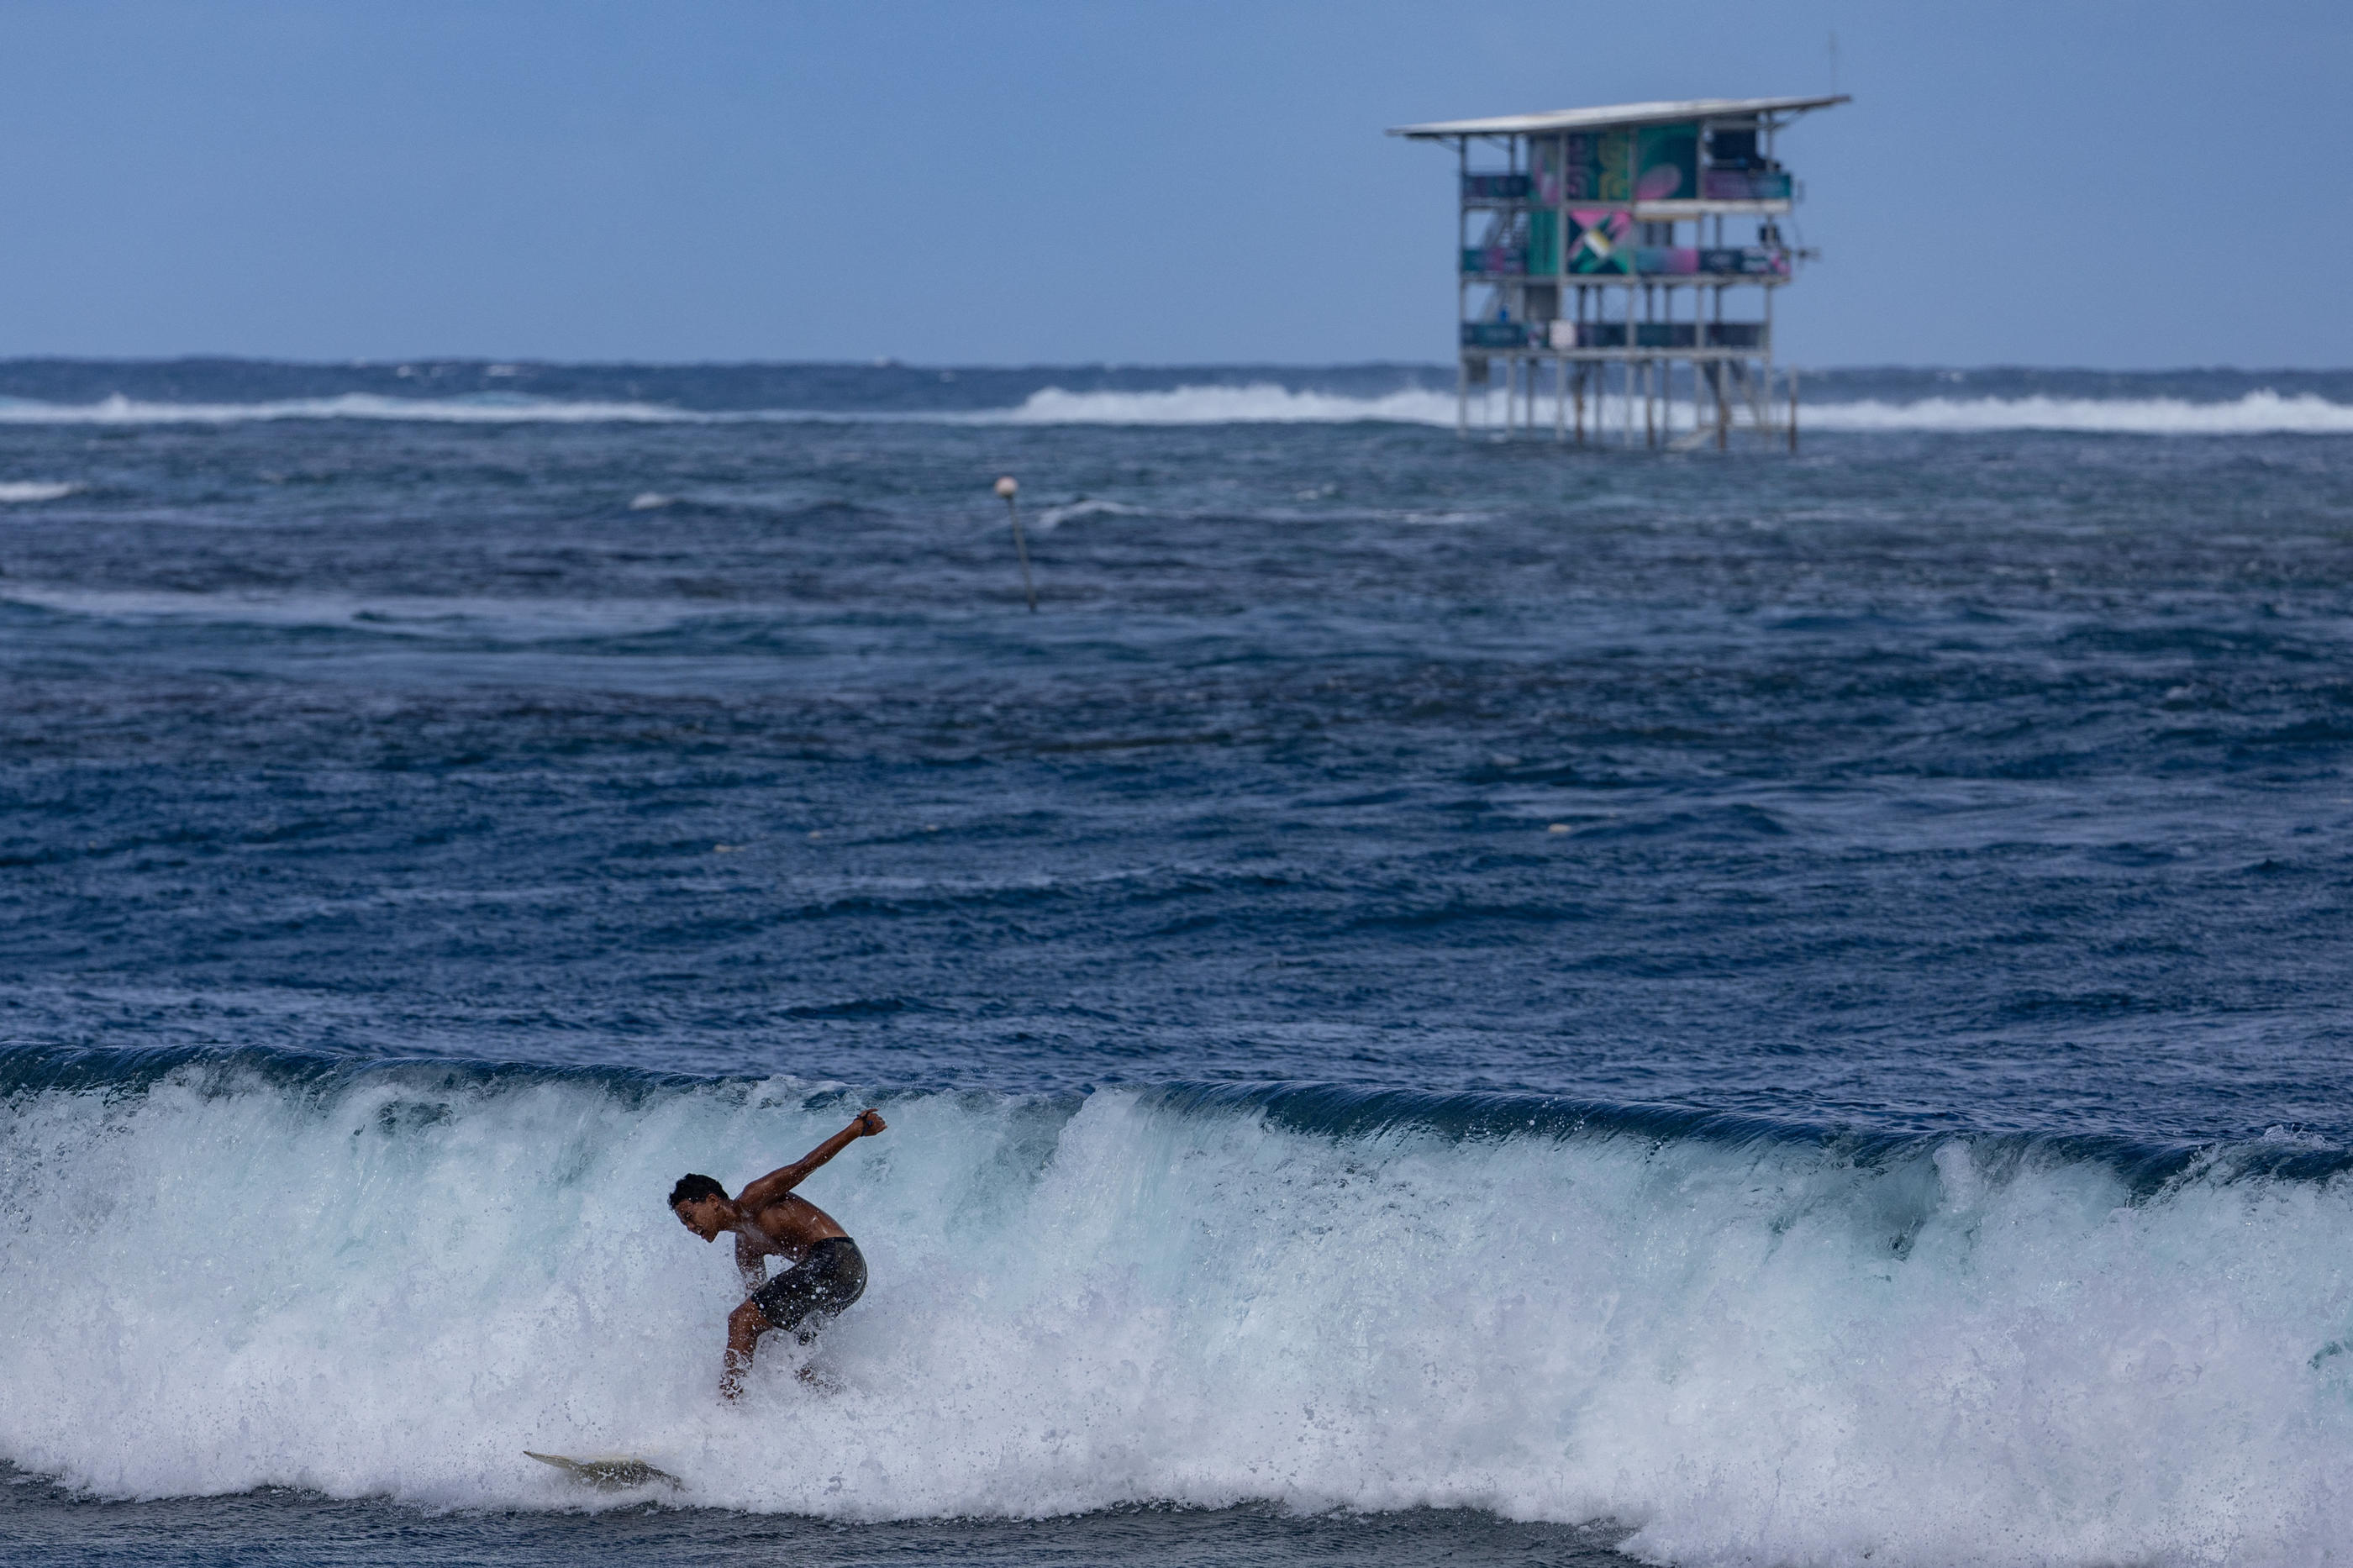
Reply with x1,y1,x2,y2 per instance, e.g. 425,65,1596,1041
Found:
6,1055,2353,1563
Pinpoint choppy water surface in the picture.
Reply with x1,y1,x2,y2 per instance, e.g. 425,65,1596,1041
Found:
4,363,2353,1567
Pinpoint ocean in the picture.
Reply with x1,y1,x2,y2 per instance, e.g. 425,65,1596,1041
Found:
3,360,2353,1566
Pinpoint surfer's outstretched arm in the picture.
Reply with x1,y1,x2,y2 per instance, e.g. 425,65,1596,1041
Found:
734,1109,887,1208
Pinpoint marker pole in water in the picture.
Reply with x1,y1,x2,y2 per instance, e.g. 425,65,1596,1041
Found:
995,476,1037,612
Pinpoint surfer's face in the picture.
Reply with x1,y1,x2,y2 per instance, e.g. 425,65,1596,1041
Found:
672,1197,725,1240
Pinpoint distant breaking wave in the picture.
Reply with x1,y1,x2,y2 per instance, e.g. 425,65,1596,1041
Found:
1803,388,2353,434
0,392,713,425
1003,385,2353,434
2,385,2350,434
995,384,1460,425
0,480,78,502
0,387,1461,429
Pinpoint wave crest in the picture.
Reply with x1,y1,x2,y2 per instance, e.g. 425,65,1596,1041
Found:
999,384,1459,425
1803,388,2353,434
2,384,2349,434
0,480,77,502
7,1053,2353,1562
0,392,708,425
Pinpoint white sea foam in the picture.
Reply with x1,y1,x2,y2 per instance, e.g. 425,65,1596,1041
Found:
1803,389,2353,434
5,1069,2353,1565
0,480,78,502
994,384,2353,434
0,387,1466,429
0,392,713,426
995,384,1461,426
1029,497,1155,531
0,386,2347,435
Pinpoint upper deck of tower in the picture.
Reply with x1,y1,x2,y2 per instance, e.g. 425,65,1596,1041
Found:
1389,93,1847,218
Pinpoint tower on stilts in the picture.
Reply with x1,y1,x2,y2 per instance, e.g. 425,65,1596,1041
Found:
1389,94,1847,449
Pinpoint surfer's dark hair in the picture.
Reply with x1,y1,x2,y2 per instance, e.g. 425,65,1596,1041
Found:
669,1174,726,1208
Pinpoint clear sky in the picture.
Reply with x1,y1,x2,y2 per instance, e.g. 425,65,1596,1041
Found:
3,0,2347,369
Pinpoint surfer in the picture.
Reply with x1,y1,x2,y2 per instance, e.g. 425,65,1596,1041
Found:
669,1108,886,1399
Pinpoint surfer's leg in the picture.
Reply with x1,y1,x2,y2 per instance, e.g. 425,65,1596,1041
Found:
778,1239,867,1345
726,1241,865,1394
720,1298,771,1401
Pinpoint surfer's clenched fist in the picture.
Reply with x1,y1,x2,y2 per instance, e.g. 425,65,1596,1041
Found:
668,1109,886,1399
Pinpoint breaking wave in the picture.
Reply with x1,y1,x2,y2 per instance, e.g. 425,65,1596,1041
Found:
1802,388,2353,434
0,386,1462,429
0,481,78,502
988,383,2353,434
8,1048,2353,1565
995,385,1459,425
0,392,714,425
3,384,2350,434
999,384,2353,434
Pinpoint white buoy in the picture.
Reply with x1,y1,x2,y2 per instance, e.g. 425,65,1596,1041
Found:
996,476,1036,612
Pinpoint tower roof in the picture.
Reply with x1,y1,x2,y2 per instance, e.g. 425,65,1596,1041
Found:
1389,94,1848,139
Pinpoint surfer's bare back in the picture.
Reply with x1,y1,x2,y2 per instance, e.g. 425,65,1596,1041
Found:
669,1108,885,1400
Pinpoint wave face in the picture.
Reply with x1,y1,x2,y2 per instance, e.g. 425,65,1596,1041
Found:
8,1055,2353,1564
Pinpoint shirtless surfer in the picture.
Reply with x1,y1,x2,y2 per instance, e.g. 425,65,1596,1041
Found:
669,1108,885,1399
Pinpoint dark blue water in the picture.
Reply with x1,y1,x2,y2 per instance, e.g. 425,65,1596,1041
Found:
5,362,2353,1566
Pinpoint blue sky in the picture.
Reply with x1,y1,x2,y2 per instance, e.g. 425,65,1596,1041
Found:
3,0,2346,368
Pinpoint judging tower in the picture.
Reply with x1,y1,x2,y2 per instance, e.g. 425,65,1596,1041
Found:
1391,94,1846,448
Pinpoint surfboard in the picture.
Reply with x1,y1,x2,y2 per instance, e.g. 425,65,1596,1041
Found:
523,1450,684,1491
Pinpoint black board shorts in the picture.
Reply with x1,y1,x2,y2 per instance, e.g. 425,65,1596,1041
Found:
749,1236,867,1341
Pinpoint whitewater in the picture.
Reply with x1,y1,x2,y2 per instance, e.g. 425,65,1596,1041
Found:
6,1055,2353,1565
4,382,2353,433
